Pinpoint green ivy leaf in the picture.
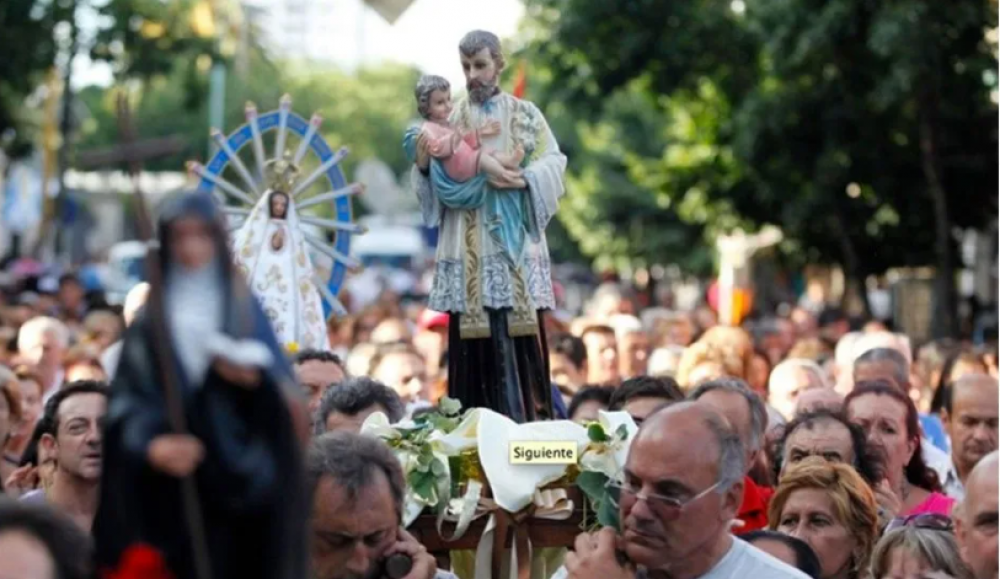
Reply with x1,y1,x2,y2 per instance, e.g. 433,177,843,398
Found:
430,458,447,477
575,470,609,502
596,494,620,530
439,397,462,416
587,423,610,443
410,470,438,503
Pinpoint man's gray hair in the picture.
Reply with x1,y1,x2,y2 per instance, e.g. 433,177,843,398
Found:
459,30,505,70
414,75,450,119
17,316,70,352
703,409,746,492
644,402,745,493
689,377,768,453
313,377,405,436
854,347,909,386
306,432,406,521
770,358,829,392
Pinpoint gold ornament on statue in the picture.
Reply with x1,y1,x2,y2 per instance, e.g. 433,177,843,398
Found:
264,150,300,192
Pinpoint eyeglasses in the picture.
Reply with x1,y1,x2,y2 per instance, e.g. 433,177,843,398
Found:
885,513,955,533
606,476,720,516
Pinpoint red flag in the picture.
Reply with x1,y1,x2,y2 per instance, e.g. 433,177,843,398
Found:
512,61,527,99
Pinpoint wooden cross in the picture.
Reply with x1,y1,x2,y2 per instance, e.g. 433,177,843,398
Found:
37,109,184,259
75,135,185,171
114,93,214,579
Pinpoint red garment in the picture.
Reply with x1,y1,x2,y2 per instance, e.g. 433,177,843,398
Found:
734,476,773,535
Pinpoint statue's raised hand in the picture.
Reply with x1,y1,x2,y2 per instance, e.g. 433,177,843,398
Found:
480,119,502,138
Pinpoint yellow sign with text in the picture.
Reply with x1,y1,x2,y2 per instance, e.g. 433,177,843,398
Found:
509,441,578,465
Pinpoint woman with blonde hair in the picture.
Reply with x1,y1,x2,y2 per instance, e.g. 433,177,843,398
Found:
676,340,744,390
769,457,880,579
870,517,972,579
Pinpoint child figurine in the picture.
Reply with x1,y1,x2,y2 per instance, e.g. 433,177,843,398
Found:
415,74,524,183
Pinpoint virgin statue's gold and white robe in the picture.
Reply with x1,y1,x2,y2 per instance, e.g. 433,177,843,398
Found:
231,193,330,351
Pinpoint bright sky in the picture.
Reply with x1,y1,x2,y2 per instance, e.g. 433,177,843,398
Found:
344,0,526,87
73,0,526,91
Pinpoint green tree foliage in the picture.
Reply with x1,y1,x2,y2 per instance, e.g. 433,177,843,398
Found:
521,0,997,332
0,0,73,157
75,58,421,179
513,19,717,274
90,0,234,80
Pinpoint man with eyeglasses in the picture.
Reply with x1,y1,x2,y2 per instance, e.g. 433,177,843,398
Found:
956,451,998,579
557,402,808,579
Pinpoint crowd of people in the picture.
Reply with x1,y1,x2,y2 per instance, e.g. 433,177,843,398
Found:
0,263,996,579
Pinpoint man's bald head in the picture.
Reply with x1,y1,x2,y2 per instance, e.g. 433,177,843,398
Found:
948,374,1000,411
957,451,999,579
965,450,999,501
637,401,746,489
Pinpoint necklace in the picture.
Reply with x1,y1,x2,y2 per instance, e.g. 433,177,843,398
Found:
898,479,911,504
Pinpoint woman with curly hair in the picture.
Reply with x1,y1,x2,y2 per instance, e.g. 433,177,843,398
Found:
845,380,955,521
770,457,880,579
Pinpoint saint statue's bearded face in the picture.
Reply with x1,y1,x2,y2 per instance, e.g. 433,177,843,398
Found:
269,191,289,219
461,47,501,104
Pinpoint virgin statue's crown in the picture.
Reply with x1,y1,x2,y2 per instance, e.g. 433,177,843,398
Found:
264,151,300,192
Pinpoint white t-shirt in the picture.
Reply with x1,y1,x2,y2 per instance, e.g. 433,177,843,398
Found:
549,536,810,579
696,538,809,579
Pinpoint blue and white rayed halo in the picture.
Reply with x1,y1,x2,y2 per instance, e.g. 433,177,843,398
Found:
188,94,365,319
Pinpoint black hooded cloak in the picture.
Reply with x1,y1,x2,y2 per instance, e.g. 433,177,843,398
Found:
93,192,308,579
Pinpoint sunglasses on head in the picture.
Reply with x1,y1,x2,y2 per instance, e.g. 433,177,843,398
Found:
885,513,954,533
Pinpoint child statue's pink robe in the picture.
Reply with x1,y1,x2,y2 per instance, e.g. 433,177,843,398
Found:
421,121,481,183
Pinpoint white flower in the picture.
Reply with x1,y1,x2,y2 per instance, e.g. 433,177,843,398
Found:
360,411,402,441
430,408,482,455
579,445,621,480
577,411,638,482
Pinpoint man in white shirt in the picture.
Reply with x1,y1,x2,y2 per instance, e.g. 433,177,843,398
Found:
935,374,999,500
555,402,808,579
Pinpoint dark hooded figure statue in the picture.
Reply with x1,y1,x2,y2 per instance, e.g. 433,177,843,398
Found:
93,192,308,579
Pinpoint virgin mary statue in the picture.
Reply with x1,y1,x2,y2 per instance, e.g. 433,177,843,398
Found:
231,157,330,351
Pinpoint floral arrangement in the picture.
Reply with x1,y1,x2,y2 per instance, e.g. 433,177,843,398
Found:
575,421,630,530
362,399,633,532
